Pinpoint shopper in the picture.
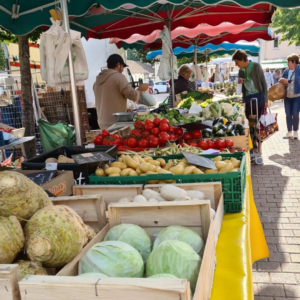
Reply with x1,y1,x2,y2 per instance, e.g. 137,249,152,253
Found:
94,54,146,129
264,68,274,89
168,65,196,107
273,69,280,84
280,53,300,139
232,50,268,154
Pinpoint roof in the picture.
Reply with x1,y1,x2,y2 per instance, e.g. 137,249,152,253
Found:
126,60,154,74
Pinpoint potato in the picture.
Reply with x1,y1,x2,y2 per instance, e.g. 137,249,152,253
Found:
132,155,140,164
147,180,159,184
156,158,166,167
155,166,161,172
231,158,241,168
109,173,120,177
140,173,147,176
183,166,196,175
143,156,153,162
110,162,127,170
169,165,184,175
215,161,227,171
146,171,158,175
205,169,219,174
136,167,142,175
103,164,109,170
192,168,204,175
148,160,161,166
232,168,239,172
158,180,168,184
163,160,174,170
211,156,222,162
120,168,132,176
140,162,156,173
129,170,138,176
125,155,139,170
95,168,105,177
158,169,172,174
134,155,144,164
105,167,121,175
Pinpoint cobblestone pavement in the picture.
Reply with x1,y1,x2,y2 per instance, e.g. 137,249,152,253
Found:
252,101,300,300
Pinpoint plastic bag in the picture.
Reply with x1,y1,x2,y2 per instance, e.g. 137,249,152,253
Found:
139,91,157,106
268,82,286,101
38,119,75,152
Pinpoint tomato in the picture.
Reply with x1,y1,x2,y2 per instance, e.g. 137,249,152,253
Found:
161,119,169,124
183,132,193,142
198,140,209,150
192,129,202,139
121,138,128,146
169,134,176,140
145,123,154,132
215,139,226,150
188,142,198,147
169,126,175,134
94,136,102,145
159,123,170,132
138,139,149,148
145,119,152,125
159,136,168,147
128,138,137,148
207,140,215,149
225,139,234,148
141,132,150,139
148,134,155,140
101,129,110,138
149,137,159,148
134,120,144,130
111,139,121,146
153,118,161,127
175,128,183,136
152,128,160,136
112,134,121,140
159,132,169,138
102,140,110,145
131,129,141,138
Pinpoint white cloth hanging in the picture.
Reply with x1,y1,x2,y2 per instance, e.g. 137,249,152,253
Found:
157,26,178,81
190,64,202,82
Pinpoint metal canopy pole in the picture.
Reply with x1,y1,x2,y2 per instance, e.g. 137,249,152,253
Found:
60,0,82,145
194,40,198,90
167,8,175,108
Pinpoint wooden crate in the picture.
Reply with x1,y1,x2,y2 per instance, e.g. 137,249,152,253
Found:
18,200,218,300
85,130,100,143
0,265,21,300
50,195,106,233
73,184,143,206
110,126,132,138
144,182,224,242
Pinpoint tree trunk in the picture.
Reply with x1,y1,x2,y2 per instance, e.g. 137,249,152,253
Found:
18,35,36,159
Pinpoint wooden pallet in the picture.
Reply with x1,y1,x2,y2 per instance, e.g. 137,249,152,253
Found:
0,265,21,300
18,200,220,300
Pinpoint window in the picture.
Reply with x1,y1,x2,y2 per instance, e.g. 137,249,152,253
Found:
274,37,279,49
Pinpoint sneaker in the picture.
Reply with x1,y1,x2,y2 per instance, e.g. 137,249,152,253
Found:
283,132,293,139
294,132,298,139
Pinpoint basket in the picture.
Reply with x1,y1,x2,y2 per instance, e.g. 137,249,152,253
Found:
89,152,246,213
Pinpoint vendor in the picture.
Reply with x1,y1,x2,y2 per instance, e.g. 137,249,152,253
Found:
94,54,146,129
168,65,196,107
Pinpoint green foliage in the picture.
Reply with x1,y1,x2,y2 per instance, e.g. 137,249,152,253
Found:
0,27,43,44
127,48,159,64
0,45,5,71
270,8,300,46
127,49,139,61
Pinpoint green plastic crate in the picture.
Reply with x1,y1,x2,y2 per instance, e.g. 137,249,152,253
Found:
89,152,246,213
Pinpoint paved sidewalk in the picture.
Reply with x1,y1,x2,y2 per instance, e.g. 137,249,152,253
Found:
252,101,300,300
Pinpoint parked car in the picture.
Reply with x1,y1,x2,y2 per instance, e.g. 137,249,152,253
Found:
152,81,169,94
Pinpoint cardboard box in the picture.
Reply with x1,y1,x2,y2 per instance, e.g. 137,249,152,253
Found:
15,170,74,197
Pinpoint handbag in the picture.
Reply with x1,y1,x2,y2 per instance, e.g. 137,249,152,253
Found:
268,82,287,101
258,108,279,141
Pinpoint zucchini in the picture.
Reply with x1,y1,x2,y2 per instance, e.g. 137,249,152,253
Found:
215,129,226,137
202,128,213,138
213,122,223,133
213,118,222,126
228,130,236,136
226,123,235,134
235,124,245,135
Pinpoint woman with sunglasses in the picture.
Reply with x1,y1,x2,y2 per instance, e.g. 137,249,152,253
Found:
280,53,300,139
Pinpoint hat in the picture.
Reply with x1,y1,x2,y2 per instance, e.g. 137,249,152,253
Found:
107,54,128,68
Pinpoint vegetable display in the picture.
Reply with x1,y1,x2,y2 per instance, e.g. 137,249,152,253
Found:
0,216,24,264
146,240,201,292
79,241,144,278
104,224,152,262
0,171,53,220
25,205,95,267
17,260,48,279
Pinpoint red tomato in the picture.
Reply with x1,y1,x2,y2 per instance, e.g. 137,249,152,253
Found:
159,132,169,138
112,134,121,140
101,129,110,138
175,128,183,136
148,134,155,140
160,119,169,125
159,136,168,147
169,126,175,134
134,120,144,129
207,140,215,149
94,136,102,145
131,129,141,138
145,123,154,132
128,138,137,148
153,118,161,127
102,140,110,145
188,142,198,147
183,132,193,142
225,139,234,148
192,130,202,139
215,139,226,150
149,137,159,148
198,140,209,150
121,138,128,146
152,128,160,136
111,139,121,146
141,132,150,139
145,119,153,125
159,123,170,133
169,134,176,140
138,139,149,148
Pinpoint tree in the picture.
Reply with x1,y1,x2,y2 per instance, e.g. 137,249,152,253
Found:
270,8,300,46
0,45,5,71
0,28,43,159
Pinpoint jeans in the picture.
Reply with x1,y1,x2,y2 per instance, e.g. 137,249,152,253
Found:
245,93,265,120
284,96,300,131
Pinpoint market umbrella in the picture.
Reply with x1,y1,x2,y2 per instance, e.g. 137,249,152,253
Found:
109,21,273,51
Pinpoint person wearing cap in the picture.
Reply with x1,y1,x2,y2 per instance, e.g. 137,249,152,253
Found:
94,54,146,129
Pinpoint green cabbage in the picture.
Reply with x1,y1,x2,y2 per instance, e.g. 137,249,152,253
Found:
104,224,152,262
146,240,201,292
78,272,108,278
79,241,144,278
209,102,222,118
153,225,204,254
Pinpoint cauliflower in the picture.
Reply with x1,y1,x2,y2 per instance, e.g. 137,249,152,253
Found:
238,105,245,115
203,104,213,120
220,103,234,118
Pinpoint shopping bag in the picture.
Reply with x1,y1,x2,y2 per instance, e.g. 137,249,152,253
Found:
139,91,157,106
268,82,286,101
258,108,279,141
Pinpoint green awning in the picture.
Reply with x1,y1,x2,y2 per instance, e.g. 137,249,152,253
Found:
261,62,288,69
